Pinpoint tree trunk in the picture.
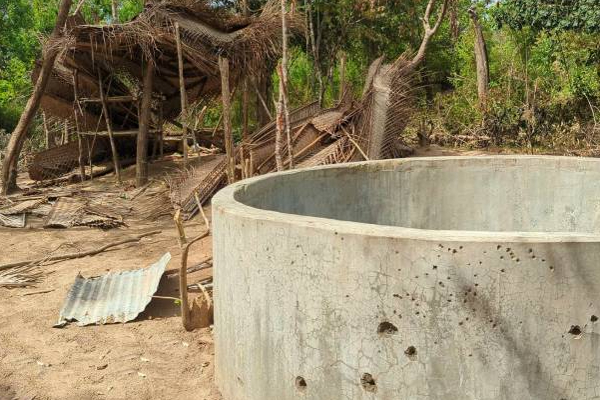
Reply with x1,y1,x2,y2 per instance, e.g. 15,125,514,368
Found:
1,0,73,194
469,6,489,109
307,0,324,106
136,60,154,187
111,0,118,22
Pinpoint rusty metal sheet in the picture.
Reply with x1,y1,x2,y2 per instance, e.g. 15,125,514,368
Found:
55,253,171,327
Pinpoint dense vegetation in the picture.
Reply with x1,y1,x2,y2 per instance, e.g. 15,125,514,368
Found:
1,0,599,154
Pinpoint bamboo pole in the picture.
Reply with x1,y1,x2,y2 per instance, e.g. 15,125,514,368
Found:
136,60,155,187
174,22,189,167
159,101,164,158
98,70,122,184
42,112,50,149
72,69,86,182
241,0,250,140
218,56,235,184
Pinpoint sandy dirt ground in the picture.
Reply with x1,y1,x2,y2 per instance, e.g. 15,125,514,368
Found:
0,160,221,400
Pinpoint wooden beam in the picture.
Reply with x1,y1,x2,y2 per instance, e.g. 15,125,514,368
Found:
136,60,155,187
98,70,122,184
175,22,189,166
218,56,235,184
79,95,137,104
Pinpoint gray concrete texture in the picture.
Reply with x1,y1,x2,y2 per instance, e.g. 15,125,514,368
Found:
212,156,600,400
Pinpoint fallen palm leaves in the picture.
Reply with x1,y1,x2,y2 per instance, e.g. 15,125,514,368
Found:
0,265,44,288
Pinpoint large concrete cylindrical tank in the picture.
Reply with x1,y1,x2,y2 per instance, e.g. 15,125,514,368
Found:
213,156,600,400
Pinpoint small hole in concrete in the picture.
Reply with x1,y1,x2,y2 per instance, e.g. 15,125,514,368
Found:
569,325,582,336
550,266,555,271
591,315,598,323
295,376,307,392
497,245,502,250
361,373,377,392
405,346,417,357
377,321,398,335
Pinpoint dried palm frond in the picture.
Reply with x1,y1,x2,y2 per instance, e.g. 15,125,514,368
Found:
0,265,44,288
356,55,417,160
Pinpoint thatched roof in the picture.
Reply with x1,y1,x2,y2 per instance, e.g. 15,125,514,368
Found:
41,0,299,130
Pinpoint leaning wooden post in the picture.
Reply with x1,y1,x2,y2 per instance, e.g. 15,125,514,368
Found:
175,22,189,167
136,60,155,187
72,69,86,182
98,70,122,184
218,56,235,184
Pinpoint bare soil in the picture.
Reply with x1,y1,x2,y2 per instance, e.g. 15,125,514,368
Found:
0,161,221,400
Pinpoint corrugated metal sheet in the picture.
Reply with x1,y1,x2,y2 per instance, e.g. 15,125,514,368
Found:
55,253,171,327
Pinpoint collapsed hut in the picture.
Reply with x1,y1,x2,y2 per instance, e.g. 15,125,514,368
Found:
31,0,296,186
18,0,448,222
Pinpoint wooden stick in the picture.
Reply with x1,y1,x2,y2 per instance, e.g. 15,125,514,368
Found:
0,230,161,271
42,112,50,149
98,70,122,184
180,230,210,331
73,69,86,182
218,56,235,184
173,209,187,247
341,126,369,160
252,80,273,121
175,22,189,167
194,192,210,229
20,289,55,297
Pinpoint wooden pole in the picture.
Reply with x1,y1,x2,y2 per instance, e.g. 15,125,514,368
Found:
98,70,122,184
136,60,155,187
339,51,346,102
241,0,250,139
1,0,73,194
174,22,189,166
42,112,50,149
63,121,68,145
219,56,235,184
159,101,164,158
72,69,86,182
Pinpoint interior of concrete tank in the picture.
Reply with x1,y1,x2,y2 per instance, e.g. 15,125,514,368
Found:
236,156,600,233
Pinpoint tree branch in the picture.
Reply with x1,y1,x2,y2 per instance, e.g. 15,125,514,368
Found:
407,0,450,72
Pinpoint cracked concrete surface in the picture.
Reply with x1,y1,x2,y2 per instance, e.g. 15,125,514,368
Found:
213,156,600,400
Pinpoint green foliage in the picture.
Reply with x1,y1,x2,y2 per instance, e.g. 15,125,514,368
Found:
495,0,600,34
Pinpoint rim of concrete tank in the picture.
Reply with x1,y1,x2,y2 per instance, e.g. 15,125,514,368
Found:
212,155,600,243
